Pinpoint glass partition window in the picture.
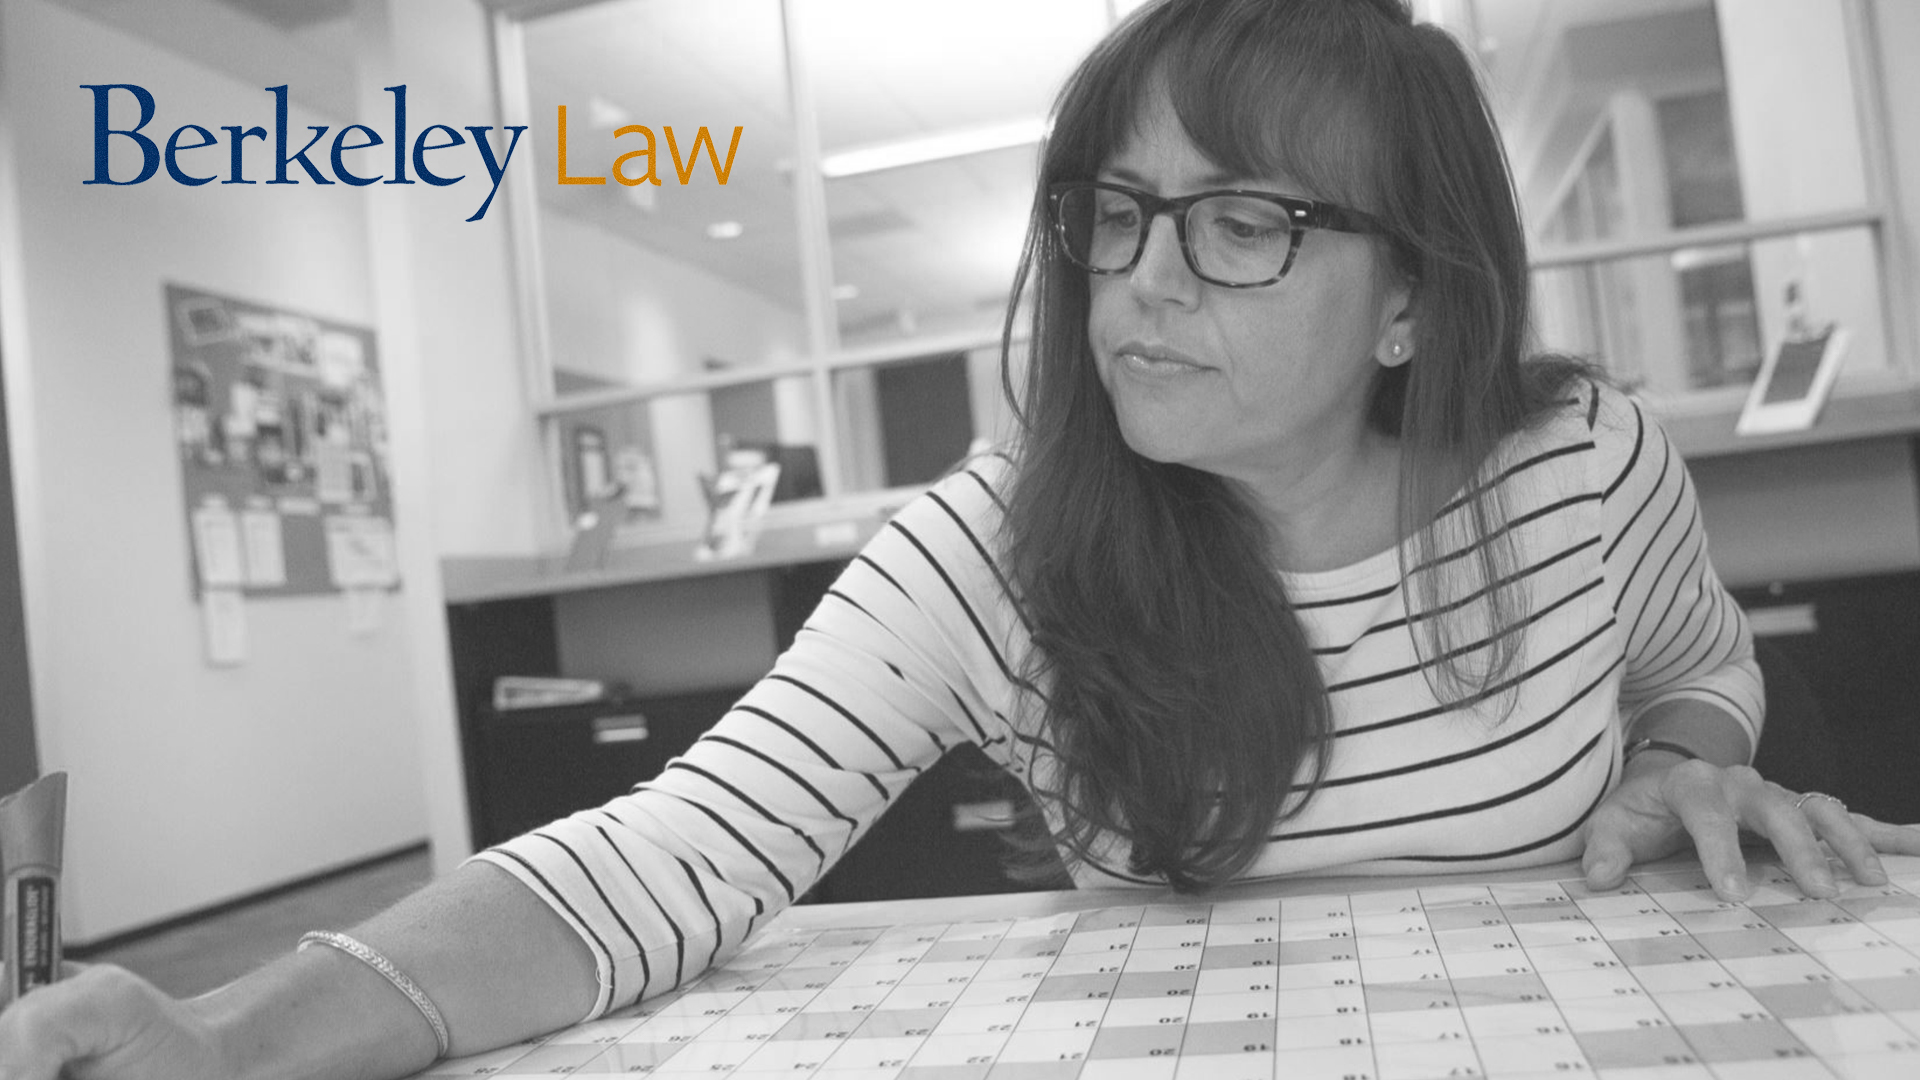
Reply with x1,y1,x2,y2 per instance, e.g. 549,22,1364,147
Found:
1452,0,1895,397
795,0,1110,348
823,149,1039,347
508,0,1906,547
511,0,1093,526
521,0,807,394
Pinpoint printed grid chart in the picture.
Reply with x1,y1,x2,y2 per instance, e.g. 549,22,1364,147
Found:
417,856,1920,1080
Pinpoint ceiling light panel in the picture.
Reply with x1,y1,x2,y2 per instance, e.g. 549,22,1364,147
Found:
794,0,1109,150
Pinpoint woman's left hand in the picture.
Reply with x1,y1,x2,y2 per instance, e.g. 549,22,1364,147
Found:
1580,756,1920,902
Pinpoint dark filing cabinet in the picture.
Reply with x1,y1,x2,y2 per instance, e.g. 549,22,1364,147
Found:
1733,570,1920,826
446,560,1063,899
469,687,752,848
803,744,1065,903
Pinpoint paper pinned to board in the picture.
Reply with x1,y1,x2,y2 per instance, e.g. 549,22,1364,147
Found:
191,499,245,587
240,507,287,587
324,515,398,588
201,588,247,665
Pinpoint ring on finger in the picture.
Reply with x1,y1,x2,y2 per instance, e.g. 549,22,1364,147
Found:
1793,791,1846,813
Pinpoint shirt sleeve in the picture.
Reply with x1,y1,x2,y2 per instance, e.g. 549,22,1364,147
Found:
1590,385,1763,755
469,457,1024,1019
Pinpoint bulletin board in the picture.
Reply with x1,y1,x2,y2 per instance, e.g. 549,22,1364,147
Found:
166,284,398,598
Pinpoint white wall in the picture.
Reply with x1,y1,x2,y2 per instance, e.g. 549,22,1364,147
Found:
350,0,547,880
1872,0,1920,332
0,0,431,940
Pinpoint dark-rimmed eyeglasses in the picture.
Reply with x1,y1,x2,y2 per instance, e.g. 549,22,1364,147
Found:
1047,180,1384,288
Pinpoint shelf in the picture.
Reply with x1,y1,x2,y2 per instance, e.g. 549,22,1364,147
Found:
442,487,918,603
1659,381,1920,459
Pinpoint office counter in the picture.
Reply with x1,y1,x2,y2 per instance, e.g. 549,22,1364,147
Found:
414,853,1920,1079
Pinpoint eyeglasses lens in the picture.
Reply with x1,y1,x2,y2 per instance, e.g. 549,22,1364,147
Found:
1055,187,1296,285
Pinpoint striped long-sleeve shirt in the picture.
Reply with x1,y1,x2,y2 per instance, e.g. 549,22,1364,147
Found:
474,380,1761,1019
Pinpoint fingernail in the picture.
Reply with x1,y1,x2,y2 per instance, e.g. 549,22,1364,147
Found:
1808,870,1836,897
1863,860,1889,885
1721,874,1749,900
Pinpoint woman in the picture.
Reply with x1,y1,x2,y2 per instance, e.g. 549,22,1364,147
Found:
5,1,1915,1076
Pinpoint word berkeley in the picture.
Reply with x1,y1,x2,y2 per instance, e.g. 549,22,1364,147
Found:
81,84,524,222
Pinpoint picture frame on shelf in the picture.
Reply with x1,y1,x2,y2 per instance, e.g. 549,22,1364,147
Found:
1736,323,1849,437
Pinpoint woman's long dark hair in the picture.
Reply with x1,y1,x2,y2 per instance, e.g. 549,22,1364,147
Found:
998,0,1593,891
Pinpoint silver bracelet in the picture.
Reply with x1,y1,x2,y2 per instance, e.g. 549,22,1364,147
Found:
297,930,451,1059
1622,736,1702,765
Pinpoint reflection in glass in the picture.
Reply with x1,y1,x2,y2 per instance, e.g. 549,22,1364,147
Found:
522,0,807,394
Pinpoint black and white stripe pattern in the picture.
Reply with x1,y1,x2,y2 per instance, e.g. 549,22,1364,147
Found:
475,382,1758,1019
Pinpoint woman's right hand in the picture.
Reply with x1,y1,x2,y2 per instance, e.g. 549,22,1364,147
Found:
0,964,233,1080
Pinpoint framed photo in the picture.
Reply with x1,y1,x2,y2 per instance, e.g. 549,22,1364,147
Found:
176,296,236,346
1735,325,1848,437
570,426,610,517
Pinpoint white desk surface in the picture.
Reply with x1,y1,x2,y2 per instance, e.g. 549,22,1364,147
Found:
767,858,1634,933
418,852,1920,1079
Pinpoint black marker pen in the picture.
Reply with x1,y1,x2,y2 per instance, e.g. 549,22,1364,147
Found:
1,772,66,1005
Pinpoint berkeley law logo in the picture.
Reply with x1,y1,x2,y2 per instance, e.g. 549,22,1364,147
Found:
81,84,743,223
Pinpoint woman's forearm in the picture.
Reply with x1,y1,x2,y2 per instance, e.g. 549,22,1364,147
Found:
1625,697,1753,769
192,860,598,1080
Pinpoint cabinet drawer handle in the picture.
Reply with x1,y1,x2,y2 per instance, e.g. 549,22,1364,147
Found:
592,714,650,744
952,800,1016,832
